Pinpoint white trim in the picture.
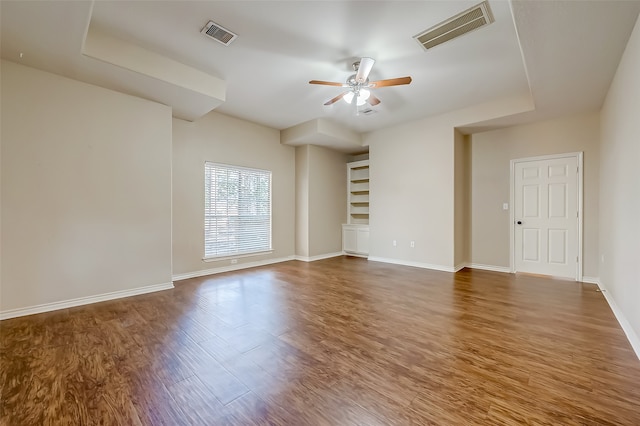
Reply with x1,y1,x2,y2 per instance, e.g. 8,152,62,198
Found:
368,256,456,273
172,256,295,281
510,152,584,280
577,152,584,281
294,252,343,262
509,158,515,273
598,280,640,360
468,263,512,274
169,118,174,293
581,276,600,285
203,250,273,263
348,159,370,168
343,251,368,259
0,282,174,321
454,263,467,272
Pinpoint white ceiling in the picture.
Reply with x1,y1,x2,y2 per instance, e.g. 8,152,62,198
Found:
2,1,639,152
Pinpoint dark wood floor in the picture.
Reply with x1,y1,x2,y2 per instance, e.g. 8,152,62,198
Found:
2,257,640,425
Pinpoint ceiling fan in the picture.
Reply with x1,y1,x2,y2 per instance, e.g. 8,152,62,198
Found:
309,57,412,107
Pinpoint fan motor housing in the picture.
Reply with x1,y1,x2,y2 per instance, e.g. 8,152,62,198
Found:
347,74,368,87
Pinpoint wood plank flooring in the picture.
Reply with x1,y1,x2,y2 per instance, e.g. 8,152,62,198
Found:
2,256,640,425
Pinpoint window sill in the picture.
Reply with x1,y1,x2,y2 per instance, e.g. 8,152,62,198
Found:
202,250,273,263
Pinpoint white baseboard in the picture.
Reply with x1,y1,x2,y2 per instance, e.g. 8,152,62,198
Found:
454,263,467,272
467,263,512,274
343,251,368,258
172,255,295,281
581,276,600,284
0,282,174,321
597,280,640,361
364,259,512,274
367,256,456,273
294,252,343,262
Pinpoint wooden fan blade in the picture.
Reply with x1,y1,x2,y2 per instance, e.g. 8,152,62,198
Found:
309,80,346,87
355,57,375,83
324,91,350,106
368,93,381,106
368,76,412,88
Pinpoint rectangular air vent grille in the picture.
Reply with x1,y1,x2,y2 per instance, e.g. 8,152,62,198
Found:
201,20,237,46
414,1,494,50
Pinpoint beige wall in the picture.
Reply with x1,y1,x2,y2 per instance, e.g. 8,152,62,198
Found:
172,112,295,277
469,112,600,277
454,129,470,268
308,145,347,257
365,94,534,270
295,145,347,259
1,60,172,313
600,15,640,344
295,145,310,258
367,119,455,267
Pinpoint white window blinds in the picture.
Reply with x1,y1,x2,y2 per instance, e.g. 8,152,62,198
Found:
204,162,272,259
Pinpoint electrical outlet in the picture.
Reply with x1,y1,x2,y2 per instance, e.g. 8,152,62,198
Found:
230,259,238,264
410,241,415,248
393,240,397,247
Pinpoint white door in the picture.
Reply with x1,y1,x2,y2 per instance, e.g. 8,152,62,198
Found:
514,155,579,279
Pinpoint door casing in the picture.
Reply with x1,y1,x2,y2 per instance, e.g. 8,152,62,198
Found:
509,152,584,280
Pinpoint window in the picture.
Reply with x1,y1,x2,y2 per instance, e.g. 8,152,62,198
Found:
204,162,272,259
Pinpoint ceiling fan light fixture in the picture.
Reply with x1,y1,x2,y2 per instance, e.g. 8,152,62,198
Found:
343,92,355,104
310,56,412,107
344,89,370,105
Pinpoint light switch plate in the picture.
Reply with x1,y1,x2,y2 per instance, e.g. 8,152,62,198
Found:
503,203,509,210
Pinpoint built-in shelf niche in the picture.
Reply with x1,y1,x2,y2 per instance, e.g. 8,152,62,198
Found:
347,160,369,225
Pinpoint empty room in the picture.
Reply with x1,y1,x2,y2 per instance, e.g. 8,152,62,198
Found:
1,0,640,424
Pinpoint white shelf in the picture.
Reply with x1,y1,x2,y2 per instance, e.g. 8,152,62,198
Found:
347,160,370,225
350,182,369,192
350,194,369,203
350,168,369,181
350,206,369,214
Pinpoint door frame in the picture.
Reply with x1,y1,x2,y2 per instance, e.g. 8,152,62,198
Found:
509,152,584,280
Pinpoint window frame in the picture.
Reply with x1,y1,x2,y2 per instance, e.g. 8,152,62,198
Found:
203,162,273,261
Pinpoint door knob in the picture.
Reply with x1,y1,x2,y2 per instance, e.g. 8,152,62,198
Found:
516,221,522,225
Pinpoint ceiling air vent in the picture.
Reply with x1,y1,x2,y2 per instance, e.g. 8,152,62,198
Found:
414,1,494,50
201,20,237,46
